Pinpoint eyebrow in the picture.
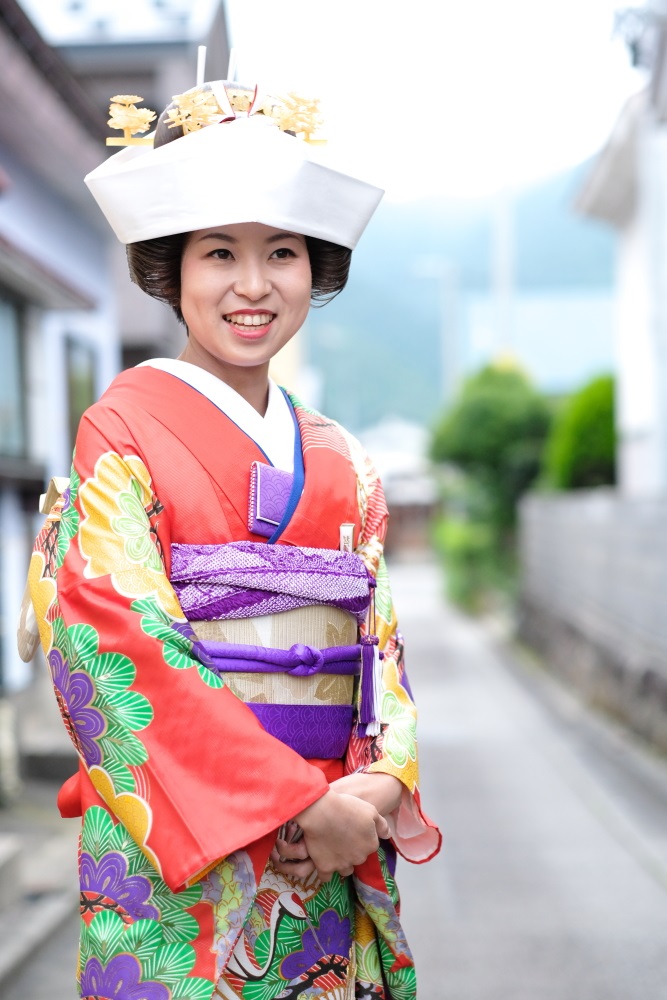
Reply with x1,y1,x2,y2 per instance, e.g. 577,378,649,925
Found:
196,231,304,245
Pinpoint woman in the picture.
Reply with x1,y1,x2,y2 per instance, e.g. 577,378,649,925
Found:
26,80,441,1000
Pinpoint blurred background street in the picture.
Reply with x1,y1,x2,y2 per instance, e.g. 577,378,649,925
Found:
4,0,667,996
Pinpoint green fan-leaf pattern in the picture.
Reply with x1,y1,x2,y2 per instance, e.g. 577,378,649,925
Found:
104,688,153,731
164,644,196,671
81,807,203,950
375,556,393,625
143,942,196,985
254,915,304,970
132,595,226,689
132,597,192,653
122,919,163,961
244,972,287,1000
84,909,127,963
159,904,200,946
171,976,217,1000
87,652,137,696
97,754,136,793
56,462,80,569
196,663,224,689
81,804,115,858
52,619,152,793
80,911,208,996
67,622,100,666
308,870,349,921
98,723,147,766
385,964,417,1000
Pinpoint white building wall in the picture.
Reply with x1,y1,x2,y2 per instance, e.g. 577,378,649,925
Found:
614,145,661,495
0,138,119,695
616,119,667,496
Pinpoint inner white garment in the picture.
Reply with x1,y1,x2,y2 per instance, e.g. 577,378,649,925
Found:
139,358,296,473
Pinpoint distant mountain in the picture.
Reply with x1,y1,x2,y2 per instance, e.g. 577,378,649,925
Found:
306,161,616,432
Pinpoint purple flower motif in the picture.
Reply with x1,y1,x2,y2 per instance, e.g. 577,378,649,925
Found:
80,954,168,1000
49,648,105,766
281,909,351,980
81,851,158,921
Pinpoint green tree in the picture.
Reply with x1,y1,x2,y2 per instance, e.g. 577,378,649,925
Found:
430,361,552,528
543,373,616,489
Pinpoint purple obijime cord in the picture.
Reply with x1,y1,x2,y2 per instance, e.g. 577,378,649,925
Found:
190,637,382,742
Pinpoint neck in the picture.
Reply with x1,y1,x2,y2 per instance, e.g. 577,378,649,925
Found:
177,344,270,415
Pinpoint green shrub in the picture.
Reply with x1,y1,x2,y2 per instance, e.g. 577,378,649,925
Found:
433,517,495,611
543,374,616,489
430,362,551,527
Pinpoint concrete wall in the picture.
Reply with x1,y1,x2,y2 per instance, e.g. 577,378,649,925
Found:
518,490,667,750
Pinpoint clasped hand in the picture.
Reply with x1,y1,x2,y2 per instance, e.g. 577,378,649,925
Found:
270,773,402,882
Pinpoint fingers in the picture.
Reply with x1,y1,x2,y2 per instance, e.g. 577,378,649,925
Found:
274,837,310,861
374,813,391,840
270,847,316,879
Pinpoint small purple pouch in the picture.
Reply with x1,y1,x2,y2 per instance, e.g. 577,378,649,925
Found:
248,461,293,537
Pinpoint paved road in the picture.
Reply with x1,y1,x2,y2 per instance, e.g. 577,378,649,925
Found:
5,558,667,999
394,559,667,1000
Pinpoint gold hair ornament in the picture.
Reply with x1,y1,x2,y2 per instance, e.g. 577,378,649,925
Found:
106,95,156,147
165,89,223,134
169,86,326,144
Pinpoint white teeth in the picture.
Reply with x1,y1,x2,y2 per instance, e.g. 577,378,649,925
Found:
224,313,273,326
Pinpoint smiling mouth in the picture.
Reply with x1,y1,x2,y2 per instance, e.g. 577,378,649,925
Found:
223,312,275,328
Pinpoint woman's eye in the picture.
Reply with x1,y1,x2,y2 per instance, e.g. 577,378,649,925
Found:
210,248,234,260
271,247,296,259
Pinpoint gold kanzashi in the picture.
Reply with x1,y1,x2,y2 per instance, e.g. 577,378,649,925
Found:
263,93,324,143
227,87,255,114
167,89,223,134
167,85,326,144
107,95,156,147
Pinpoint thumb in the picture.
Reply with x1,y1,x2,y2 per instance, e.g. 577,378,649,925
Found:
374,812,391,840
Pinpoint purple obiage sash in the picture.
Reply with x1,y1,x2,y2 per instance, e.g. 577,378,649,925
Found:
172,542,382,756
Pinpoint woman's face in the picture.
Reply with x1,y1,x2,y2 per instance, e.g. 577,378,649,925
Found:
179,221,312,381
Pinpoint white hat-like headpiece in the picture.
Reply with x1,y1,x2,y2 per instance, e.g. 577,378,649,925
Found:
84,82,384,249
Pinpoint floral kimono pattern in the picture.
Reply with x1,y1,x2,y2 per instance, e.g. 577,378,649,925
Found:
27,366,440,1000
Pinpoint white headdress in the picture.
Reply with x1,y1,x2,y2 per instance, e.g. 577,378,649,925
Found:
85,81,384,249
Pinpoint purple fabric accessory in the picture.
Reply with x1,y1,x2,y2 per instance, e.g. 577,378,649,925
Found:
170,541,373,623
246,703,354,758
191,639,361,677
189,636,382,739
248,461,293,537
358,634,380,737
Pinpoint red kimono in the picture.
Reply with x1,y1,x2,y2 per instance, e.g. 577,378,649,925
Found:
28,365,440,1000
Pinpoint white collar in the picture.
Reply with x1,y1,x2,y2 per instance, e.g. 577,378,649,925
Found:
138,358,296,472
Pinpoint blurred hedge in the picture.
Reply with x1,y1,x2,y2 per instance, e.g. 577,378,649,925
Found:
543,374,616,489
430,362,552,528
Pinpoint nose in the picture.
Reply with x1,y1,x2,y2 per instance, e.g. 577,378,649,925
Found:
232,260,272,301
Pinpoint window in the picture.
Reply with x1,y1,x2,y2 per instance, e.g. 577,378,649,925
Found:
66,337,97,453
0,294,25,457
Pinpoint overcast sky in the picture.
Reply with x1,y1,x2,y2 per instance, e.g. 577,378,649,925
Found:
226,0,644,200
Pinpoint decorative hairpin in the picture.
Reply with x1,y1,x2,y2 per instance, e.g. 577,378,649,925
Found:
165,89,224,134
168,86,325,144
106,95,156,147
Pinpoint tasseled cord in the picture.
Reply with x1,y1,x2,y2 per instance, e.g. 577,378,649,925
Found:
358,578,383,737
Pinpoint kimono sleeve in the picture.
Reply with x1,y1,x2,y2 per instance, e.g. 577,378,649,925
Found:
30,405,328,892
344,434,442,864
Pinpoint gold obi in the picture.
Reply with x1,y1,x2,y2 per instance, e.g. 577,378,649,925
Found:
189,605,358,706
